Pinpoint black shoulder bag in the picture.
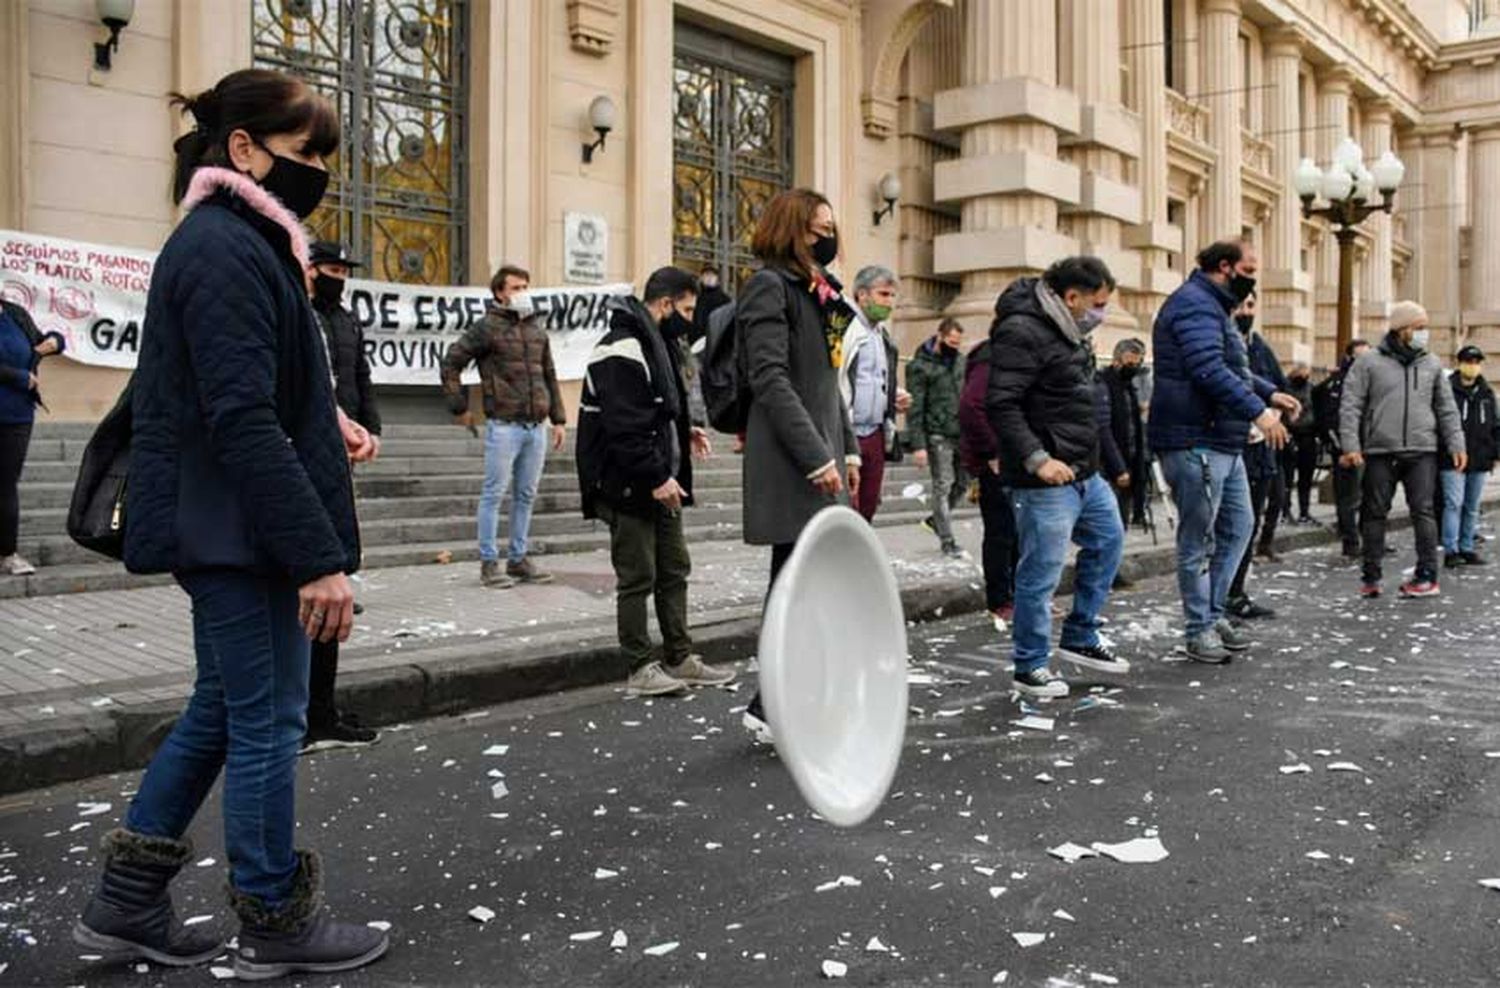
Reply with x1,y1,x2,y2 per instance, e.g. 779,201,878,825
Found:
66,378,133,561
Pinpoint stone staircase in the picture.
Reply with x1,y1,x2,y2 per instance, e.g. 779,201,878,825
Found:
8,422,973,598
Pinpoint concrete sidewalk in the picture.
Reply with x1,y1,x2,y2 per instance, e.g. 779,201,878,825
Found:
0,486,1462,794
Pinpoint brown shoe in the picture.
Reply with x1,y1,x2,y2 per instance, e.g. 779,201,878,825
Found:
480,560,516,589
506,557,554,584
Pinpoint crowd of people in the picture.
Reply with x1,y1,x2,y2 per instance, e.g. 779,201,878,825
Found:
4,66,1484,980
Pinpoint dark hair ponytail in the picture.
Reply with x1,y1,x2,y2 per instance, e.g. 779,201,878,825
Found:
169,68,340,203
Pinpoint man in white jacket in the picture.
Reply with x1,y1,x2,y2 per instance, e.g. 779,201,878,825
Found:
840,265,910,521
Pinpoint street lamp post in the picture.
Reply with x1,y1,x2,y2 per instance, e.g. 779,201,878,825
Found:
1295,137,1407,358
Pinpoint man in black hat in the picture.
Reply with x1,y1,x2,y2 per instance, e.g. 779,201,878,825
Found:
304,241,381,751
1441,344,1499,568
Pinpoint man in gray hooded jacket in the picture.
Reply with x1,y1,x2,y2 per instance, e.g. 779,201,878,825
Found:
1339,300,1466,599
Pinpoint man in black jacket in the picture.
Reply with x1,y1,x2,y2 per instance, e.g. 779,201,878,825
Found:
1096,337,1148,529
303,241,381,750
577,267,735,698
1441,344,1500,567
1312,338,1371,556
986,256,1130,699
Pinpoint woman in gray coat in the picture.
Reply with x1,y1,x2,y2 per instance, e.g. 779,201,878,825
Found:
738,187,860,743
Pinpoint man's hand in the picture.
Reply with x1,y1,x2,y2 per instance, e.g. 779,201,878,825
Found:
368,434,381,461
1269,392,1302,419
337,408,376,462
1254,408,1290,450
454,410,475,430
913,448,928,469
811,463,845,496
26,372,38,391
1036,458,1076,486
652,477,687,511
299,572,355,643
551,424,566,451
1454,451,1470,473
847,463,860,502
690,427,712,461
1340,450,1365,469
895,388,912,414
987,458,1000,476
1116,472,1132,490
33,338,59,357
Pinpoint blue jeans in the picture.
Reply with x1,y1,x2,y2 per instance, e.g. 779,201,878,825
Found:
478,420,548,564
1441,469,1488,553
1161,447,1253,638
125,572,309,907
1010,473,1124,673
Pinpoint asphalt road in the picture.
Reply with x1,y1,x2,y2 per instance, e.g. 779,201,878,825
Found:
3,532,1500,987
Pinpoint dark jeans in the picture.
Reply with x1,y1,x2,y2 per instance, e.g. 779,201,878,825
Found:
1361,452,1439,583
978,471,1018,609
747,542,796,722
308,639,339,730
598,502,693,672
1334,459,1364,550
125,571,309,908
1229,466,1279,600
0,421,31,556
1288,433,1319,518
855,431,886,522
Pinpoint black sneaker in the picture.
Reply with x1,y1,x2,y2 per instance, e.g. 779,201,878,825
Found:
1226,596,1276,620
1057,642,1131,674
920,515,936,536
940,541,964,559
1445,552,1466,570
1112,573,1137,591
1012,667,1069,698
301,719,379,754
1462,551,1488,567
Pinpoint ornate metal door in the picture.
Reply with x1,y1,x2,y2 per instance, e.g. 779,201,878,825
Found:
252,0,468,284
672,24,794,291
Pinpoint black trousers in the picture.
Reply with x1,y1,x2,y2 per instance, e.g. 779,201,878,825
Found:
978,471,1019,609
1334,461,1364,551
747,542,796,722
1288,434,1319,518
0,421,32,557
1229,468,1276,600
1361,452,1439,583
308,639,340,730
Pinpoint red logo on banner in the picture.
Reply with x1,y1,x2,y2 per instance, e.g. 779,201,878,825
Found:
1,280,36,310
50,285,95,321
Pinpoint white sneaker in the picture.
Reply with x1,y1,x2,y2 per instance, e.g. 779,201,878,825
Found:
1,554,35,576
665,654,736,687
625,661,688,697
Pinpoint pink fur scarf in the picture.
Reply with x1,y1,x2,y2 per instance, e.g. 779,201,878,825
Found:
179,166,312,272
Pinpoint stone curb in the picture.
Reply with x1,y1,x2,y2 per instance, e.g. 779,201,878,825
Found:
0,504,1451,796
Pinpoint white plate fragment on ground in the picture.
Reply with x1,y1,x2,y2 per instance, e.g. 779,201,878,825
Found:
491,781,509,799
570,931,603,942
815,875,863,892
183,915,214,926
1305,851,1331,861
210,966,236,980
1012,716,1055,732
483,745,509,756
1279,763,1312,775
367,920,392,931
1091,836,1169,864
1053,909,1076,922
1479,879,1500,891
1012,932,1047,948
611,930,628,949
644,941,680,957
865,936,890,952
1048,842,1100,864
594,868,619,880
821,959,849,978
1327,762,1364,773
468,906,496,924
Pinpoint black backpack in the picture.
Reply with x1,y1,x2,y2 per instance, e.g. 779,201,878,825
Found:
67,378,133,561
701,301,749,434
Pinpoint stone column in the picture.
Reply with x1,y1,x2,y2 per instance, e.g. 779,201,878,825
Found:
932,0,1079,328
1466,121,1500,356
1313,66,1354,358
1357,99,1395,342
0,0,25,229
1122,0,1179,309
1200,0,1243,242
1259,26,1308,353
1403,125,1461,348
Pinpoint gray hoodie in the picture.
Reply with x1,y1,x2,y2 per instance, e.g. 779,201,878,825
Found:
1339,332,1463,457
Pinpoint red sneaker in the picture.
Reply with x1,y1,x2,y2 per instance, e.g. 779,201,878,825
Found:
1399,579,1440,599
1359,583,1382,599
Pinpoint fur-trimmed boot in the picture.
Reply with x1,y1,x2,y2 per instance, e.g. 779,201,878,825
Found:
73,828,226,966
230,850,389,981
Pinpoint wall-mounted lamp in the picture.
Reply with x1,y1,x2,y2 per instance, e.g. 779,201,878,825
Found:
94,0,135,72
872,171,902,226
581,95,616,164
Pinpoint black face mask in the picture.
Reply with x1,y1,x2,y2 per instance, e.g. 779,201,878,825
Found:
1229,273,1257,304
1119,365,1139,381
1235,315,1255,335
811,233,839,268
252,143,330,219
660,310,691,340
313,273,345,306
1289,374,1309,386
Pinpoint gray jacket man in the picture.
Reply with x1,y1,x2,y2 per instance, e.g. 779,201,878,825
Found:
1337,300,1466,596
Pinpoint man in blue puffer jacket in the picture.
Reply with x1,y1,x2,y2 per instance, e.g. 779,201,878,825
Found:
1149,240,1301,664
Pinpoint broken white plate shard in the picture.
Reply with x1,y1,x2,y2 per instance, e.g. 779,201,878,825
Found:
183,915,214,927
196,857,216,868
1329,660,1351,670
1053,909,1076,922
1479,879,1500,891
367,921,392,931
1279,763,1312,775
901,482,926,500
988,886,1006,899
1243,935,1258,944
1047,842,1099,864
570,931,604,942
77,802,113,817
468,906,496,924
483,745,510,756
1091,836,1169,864
594,868,619,880
1012,716,1055,732
1012,932,1046,948
865,936,890,953
815,875,863,892
993,973,1010,985
821,960,849,979
210,966,236,980
1327,762,1364,773
491,781,509,800
611,930,628,949
1305,850,1331,860
644,941,680,957
1088,974,1120,985
1034,773,1055,784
